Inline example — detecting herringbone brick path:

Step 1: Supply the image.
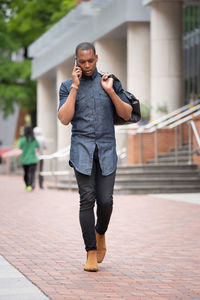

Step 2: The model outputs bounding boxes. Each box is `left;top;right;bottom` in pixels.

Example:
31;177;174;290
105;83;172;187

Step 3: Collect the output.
0;175;200;299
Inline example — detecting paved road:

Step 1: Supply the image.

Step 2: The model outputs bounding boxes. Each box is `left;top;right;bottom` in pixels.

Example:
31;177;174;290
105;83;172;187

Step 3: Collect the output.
0;175;200;299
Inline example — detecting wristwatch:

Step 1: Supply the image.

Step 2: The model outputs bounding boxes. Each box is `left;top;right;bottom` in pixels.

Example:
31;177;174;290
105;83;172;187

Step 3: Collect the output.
70;83;79;90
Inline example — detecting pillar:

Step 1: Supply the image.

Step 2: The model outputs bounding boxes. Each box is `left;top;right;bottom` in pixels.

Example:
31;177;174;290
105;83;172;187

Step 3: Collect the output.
56;63;72;150
95;39;127;158
127;22;150;109
95;39;127;88
37;74;57;154
150;0;183;119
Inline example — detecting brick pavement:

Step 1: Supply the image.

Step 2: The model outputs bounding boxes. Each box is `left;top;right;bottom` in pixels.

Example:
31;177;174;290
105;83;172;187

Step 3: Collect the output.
0;174;200;300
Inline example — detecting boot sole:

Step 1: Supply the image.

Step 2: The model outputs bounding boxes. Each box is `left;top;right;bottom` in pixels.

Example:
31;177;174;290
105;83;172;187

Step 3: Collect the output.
84;268;98;272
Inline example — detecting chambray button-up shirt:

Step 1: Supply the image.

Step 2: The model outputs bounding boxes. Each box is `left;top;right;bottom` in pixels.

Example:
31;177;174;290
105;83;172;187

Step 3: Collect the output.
58;68;130;176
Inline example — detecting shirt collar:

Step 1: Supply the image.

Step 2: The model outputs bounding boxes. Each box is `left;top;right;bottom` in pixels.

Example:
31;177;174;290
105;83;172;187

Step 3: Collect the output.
81;68;98;81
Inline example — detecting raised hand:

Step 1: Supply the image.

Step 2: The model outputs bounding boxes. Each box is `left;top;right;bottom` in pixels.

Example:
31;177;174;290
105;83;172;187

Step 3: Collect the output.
72;65;82;87
101;73;114;93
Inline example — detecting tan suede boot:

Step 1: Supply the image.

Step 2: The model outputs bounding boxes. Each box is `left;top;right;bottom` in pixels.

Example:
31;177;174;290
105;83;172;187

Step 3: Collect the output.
84;250;98;272
96;233;106;263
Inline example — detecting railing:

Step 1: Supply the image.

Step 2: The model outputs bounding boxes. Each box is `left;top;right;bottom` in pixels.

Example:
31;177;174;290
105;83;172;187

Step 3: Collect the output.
116;100;200;135
116;100;200;165
1;101;200;178
1;148;22;174
190;120;200;155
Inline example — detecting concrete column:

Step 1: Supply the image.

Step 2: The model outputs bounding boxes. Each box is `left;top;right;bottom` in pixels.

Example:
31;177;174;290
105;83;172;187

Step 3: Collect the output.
95;39;127;88
94;39;127;158
150;1;183;119
56;63;72;150
37;74;57;154
127;22;150;107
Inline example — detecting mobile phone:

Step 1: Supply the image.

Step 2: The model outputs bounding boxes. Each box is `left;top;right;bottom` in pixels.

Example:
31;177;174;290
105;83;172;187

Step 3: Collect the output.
74;57;79;67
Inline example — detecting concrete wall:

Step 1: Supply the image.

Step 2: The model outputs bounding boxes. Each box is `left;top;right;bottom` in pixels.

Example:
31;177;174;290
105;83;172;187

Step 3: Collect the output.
150;1;183;119
56;62;72;150
127;22;150;107
37;74;57;154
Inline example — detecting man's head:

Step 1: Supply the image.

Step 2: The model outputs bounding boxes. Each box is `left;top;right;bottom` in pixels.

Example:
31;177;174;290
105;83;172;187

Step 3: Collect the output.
75;42;98;77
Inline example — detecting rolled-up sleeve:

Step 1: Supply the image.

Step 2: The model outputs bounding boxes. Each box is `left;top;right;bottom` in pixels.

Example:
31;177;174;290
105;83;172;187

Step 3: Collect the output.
113;80;132;107
58;82;69;110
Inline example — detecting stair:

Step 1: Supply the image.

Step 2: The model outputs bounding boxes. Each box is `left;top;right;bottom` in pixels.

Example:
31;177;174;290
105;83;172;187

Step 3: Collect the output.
114;143;200;194
50;163;200;194
114;164;200;194
48;143;200;194
147;144;191;164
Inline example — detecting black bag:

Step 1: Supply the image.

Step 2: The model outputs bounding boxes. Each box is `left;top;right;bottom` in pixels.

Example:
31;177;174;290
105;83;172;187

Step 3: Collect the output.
107;74;141;125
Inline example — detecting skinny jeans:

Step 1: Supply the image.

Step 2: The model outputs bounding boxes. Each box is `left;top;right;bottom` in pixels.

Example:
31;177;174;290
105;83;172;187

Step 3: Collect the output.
74;148;116;252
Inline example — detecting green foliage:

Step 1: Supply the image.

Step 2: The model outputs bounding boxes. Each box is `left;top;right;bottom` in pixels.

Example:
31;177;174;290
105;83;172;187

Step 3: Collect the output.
140;103;151;121
8;0;76;47
0;0;76;117
0;59;36;116
157;104;168;115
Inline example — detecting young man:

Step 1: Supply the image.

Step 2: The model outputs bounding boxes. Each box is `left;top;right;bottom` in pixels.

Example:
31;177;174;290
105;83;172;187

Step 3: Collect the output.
58;42;132;272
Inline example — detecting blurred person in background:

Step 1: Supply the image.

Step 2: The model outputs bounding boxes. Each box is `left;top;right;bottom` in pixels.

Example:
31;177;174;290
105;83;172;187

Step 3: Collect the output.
33;127;47;189
18;125;40;191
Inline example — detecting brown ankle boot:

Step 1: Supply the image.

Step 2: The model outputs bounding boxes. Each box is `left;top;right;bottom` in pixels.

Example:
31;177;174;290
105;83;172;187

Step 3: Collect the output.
96;233;106;263
84;250;98;272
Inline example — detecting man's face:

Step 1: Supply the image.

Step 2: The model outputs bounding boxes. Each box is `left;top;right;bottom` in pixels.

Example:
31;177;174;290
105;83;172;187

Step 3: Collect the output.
76;49;98;77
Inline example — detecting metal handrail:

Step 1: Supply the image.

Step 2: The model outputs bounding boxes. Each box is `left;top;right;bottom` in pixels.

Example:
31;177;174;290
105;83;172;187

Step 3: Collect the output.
190;120;200;151
167;110;200;129
115;100;200;165
117;100;200;135
157;104;200;129
39;146;70;160
142;101;199;130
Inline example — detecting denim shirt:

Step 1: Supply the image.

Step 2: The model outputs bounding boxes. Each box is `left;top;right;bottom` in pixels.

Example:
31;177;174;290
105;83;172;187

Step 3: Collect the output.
58;69;130;176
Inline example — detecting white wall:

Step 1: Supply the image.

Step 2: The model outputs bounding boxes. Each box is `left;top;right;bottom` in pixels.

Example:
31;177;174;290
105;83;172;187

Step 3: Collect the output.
127;22;150;107
150;1;183;119
95;39;127;88
56;62;72;151
95;38;128;156
37;74;57;154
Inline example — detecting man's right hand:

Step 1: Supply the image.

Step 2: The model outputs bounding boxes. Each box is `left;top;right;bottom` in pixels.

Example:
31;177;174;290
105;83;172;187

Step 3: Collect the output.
72;65;82;87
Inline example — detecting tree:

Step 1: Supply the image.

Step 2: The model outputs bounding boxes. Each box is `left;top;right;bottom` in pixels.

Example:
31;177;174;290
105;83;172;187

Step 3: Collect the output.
0;0;76;121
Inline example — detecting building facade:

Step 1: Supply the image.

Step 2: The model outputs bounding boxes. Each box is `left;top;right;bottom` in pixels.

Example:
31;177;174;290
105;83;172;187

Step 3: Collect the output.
28;0;200;155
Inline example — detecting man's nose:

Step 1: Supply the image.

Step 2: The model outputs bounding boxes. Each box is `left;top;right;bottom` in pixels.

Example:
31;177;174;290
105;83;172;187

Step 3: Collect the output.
85;62;89;68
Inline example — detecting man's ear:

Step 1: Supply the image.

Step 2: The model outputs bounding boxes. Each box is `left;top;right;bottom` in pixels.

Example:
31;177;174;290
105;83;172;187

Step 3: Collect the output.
96;55;98;62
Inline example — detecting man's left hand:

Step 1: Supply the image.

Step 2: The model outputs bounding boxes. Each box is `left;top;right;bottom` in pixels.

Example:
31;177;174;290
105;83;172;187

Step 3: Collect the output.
101;73;114;93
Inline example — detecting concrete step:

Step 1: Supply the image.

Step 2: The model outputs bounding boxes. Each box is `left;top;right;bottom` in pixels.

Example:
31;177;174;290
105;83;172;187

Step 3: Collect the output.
117;164;198;172
147;157;190;164
116;171;200;179
117;163;198;172
114;185;200;194
158;151;190;158
170;145;189;152
57;177;200;188
115;177;200;186
48;182;200;194
117;168;199;176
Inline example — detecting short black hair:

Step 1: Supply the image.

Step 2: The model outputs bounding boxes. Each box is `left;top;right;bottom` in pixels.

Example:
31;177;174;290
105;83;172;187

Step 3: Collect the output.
75;42;96;56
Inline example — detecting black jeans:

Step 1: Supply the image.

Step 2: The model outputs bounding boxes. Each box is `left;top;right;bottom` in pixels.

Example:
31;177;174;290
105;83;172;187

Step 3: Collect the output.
74;148;116;252
23;164;37;187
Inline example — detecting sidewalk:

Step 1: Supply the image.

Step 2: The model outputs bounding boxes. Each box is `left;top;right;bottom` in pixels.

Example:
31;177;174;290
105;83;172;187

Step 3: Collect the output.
0;174;200;300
